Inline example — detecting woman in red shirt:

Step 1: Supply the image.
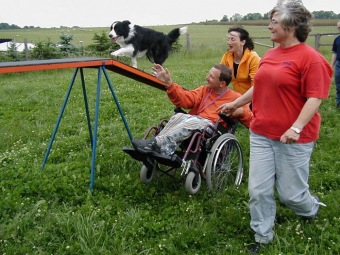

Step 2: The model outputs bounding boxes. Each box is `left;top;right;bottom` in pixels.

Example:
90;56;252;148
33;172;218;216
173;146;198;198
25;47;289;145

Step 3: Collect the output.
218;1;332;254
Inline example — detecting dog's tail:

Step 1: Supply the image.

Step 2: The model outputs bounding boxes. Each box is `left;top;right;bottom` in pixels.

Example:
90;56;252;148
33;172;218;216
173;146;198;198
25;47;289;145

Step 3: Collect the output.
167;26;188;44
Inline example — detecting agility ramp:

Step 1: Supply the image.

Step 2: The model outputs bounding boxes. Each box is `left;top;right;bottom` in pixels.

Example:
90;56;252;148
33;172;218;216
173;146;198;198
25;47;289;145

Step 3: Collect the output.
0;58;166;190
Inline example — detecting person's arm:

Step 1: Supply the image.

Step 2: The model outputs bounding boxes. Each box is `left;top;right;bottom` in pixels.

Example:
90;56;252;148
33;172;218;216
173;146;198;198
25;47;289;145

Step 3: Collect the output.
152;64;173;88
330;52;337;68
237;104;253;128
248;52;260;87
280;97;322;144
152;63;200;109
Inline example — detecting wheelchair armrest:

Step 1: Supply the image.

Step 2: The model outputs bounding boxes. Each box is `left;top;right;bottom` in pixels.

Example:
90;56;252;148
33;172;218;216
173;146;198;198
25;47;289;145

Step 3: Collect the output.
218;112;236;127
218;112;239;134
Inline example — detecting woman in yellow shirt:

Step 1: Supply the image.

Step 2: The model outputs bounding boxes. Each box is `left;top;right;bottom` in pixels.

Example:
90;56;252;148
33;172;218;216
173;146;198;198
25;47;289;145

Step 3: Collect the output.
221;27;260;95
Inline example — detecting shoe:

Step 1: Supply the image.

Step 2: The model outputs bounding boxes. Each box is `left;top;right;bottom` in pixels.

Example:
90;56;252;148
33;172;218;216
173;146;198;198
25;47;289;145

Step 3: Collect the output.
248;242;261;255
301;194;326;221
131;138;161;155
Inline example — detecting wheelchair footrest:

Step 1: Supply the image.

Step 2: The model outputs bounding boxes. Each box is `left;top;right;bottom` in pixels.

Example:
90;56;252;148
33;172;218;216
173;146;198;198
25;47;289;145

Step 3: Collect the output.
122;146;146;162
151;153;182;168
122;146;182;168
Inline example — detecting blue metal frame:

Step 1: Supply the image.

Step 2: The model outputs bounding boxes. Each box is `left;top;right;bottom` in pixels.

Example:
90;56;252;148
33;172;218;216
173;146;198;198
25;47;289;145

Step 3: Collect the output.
41;63;133;190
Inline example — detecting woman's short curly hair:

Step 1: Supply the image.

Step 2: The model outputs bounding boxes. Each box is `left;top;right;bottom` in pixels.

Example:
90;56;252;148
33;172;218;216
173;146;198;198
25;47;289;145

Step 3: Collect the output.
270;0;312;42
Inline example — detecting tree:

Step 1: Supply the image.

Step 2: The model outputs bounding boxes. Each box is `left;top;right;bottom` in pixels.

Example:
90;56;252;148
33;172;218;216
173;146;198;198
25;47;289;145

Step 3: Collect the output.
30;39;60;60
221;15;229;22
58;32;78;55
231;13;243;21
0;22;21;29
222;10;340;22
7;42;19;60
87;31;118;53
262;12;270;20
243;13;263;21
312;10;339;19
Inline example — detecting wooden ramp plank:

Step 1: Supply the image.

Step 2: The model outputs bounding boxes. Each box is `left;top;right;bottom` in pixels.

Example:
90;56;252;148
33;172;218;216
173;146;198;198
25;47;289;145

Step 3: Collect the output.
0;57;167;90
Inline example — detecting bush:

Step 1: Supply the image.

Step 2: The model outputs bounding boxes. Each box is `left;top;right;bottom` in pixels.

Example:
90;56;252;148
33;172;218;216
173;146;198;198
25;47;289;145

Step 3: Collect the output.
87;31;119;55
30;39;61;60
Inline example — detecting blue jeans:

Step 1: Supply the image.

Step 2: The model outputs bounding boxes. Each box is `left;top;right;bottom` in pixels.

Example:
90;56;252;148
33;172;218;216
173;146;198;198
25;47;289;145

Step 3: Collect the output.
249;131;319;244
335;61;340;106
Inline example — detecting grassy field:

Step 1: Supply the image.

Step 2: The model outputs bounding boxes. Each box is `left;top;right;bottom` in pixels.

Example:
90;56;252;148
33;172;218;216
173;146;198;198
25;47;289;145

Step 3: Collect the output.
1;22;338;57
0;25;339;254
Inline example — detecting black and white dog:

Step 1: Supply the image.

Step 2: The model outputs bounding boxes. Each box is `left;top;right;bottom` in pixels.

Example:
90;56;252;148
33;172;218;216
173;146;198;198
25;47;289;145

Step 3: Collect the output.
109;20;187;68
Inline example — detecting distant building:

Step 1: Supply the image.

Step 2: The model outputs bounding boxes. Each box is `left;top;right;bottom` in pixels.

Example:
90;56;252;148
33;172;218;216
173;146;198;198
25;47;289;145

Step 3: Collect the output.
0;38;12;44
0;40;35;52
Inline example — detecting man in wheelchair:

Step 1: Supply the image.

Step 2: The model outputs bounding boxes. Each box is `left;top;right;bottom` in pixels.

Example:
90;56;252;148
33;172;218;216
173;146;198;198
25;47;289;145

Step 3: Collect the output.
131;63;253;158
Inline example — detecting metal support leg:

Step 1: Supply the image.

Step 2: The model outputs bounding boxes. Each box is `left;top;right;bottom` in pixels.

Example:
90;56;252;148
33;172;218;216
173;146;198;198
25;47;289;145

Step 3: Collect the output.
42;64;133;191
80;68;94;148
102;66;134;141
41;68;79;169
89;68;102;190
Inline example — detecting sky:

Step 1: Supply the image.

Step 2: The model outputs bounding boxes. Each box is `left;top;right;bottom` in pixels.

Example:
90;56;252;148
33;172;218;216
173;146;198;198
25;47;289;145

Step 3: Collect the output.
2;0;340;28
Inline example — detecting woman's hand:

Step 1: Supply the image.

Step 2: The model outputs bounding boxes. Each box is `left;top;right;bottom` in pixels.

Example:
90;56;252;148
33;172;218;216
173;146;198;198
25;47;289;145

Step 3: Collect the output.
280;129;300;144
217;101;238;115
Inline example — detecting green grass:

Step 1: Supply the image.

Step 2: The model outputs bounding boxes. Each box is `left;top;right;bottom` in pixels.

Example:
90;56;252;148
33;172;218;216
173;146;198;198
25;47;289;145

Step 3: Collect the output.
1;23;338;58
0;27;339;254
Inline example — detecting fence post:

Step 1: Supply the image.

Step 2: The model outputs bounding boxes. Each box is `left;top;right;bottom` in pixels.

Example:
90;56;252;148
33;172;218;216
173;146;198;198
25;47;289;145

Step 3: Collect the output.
24;38;28;60
315;33;321;51
186;33;191;50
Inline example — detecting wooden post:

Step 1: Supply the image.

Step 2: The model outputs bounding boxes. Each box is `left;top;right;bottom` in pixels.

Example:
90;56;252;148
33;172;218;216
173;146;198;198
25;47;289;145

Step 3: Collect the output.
186;33;191;50
315;33;321;51
24;38;28;60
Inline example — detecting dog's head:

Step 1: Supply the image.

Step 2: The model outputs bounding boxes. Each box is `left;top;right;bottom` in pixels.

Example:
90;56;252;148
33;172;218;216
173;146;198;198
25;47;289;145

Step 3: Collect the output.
109;20;131;43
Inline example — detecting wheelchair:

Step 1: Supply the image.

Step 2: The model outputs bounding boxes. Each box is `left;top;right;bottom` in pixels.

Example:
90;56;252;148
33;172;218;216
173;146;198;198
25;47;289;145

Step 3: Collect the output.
123;109;244;194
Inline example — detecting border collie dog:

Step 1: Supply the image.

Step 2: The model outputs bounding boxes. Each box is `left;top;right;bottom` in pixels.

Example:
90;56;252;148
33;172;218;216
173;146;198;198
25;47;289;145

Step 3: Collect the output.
109;20;187;68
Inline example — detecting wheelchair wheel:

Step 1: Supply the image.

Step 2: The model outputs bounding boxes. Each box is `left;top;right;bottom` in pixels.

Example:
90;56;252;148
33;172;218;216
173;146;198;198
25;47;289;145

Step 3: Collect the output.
140;164;157;184
206;133;244;191
185;171;201;195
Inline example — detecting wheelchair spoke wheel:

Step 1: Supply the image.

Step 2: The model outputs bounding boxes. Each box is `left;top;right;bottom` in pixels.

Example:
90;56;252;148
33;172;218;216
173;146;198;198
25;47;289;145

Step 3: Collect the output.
206;133;244;191
185;171;201;195
140;164;157;184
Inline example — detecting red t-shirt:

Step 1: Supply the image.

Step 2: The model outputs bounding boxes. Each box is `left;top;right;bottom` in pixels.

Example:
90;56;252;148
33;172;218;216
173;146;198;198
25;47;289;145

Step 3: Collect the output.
251;43;332;142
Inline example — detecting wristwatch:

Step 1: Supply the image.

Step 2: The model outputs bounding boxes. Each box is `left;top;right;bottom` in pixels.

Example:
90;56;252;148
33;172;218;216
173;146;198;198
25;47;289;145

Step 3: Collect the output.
290;126;302;134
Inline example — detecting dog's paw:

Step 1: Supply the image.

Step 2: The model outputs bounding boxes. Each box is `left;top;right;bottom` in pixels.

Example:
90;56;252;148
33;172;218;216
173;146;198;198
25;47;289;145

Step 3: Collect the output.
110;53;120;61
